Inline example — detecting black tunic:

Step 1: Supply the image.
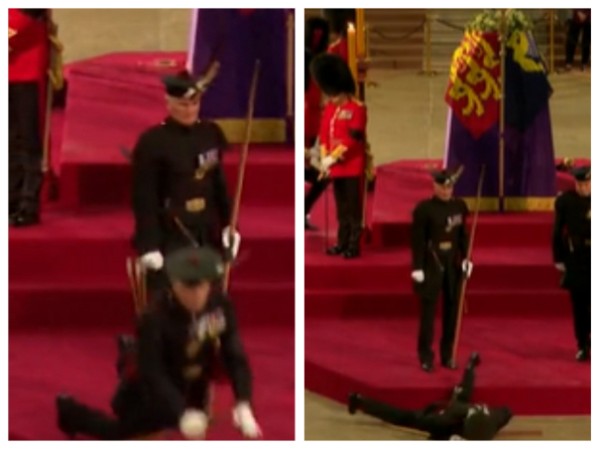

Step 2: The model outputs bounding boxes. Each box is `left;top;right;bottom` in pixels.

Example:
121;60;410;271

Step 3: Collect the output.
131;117;231;254
112;291;252;426
411;197;469;299
552;190;591;288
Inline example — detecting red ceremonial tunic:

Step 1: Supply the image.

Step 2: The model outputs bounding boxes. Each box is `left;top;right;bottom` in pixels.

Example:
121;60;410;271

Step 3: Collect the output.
319;98;367;178
9;9;49;83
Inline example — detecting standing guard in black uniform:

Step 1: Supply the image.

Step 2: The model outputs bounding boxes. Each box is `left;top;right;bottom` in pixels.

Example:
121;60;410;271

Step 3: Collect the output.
553;166;591;361
55;246;261;440
411;168;473;372
347;352;513;440
131;70;241;298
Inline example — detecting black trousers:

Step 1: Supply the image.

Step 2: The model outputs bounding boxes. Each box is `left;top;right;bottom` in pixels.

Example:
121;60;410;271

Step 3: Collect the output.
305;167;330;215
332;176;362;252
566;20;591;66
64;379;211;440
356;365;475;437
566;265;591;350
9;82;44;215
418;260;461;365
356;366;512;440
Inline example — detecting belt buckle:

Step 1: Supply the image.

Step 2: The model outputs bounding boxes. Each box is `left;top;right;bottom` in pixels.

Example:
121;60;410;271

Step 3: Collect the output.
185;197;206;213
439;241;452;251
182;364;203;381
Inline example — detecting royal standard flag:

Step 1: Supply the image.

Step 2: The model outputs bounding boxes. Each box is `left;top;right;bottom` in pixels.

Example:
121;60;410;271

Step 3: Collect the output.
445;31;501;139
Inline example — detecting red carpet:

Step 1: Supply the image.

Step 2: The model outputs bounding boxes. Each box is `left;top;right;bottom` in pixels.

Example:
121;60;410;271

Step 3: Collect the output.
305;159;590;415
9;52;294;440
10;327;294;440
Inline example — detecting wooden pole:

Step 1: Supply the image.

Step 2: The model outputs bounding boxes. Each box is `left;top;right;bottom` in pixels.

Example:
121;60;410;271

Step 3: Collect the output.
451;165;485;362
498;10;507;212
222;60;261;293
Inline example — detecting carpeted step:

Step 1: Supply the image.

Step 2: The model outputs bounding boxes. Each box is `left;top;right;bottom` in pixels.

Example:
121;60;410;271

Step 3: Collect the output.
10;280;294;331
305;317;590;415
305;247;562;292
9;206;294;285
305;289;571;318
9;327;294;440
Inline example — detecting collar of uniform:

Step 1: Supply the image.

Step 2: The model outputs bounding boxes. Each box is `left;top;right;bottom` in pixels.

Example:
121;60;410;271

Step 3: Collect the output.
162;116;200;131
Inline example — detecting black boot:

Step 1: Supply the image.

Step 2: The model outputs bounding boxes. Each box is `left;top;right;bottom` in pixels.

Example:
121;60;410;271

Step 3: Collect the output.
56;394;79;438
343;248;360;259
576;348;590;362
420;361;434;373
326;245;345;256
10;209;40;227
348;392;361;414
441;359;457;370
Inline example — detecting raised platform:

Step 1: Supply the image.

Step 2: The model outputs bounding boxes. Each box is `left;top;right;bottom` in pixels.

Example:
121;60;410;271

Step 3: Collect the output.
304;158;590;416
368;159;590;248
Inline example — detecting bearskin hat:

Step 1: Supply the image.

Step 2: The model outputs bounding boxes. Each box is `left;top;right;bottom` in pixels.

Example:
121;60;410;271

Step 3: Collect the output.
306;17;330;54
310;53;356;97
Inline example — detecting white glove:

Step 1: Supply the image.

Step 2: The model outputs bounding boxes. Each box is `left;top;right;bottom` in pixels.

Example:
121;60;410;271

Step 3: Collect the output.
309;155;320;169
411;270;425;283
308;143;320;160
179;408;209;439
140;251;164;271
222;226;241;259
321;155;336;172
555;262;566;272
232;402;262;439
462;259;474;279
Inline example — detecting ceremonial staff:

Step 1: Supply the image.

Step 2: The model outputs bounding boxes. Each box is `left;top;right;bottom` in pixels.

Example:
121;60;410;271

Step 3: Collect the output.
222;60;261;293
498;9;507;211
452;165;485;362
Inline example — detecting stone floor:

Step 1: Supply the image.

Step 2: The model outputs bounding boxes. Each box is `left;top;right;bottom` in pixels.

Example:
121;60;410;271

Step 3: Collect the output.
305;391;591;440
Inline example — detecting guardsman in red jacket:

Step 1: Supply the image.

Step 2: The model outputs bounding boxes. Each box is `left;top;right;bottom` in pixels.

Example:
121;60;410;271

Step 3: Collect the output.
9;9;50;227
323;9;355;62
305;16;330;230
311;53;367;259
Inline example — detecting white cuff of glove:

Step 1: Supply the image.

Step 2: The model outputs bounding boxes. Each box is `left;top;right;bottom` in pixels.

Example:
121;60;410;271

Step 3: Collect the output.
179;408;209;439
222;226;241;259
554;262;566;272
462;259;473;278
232;402;262;439
321;155;336;171
140;251;164;271
411;270;425;283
